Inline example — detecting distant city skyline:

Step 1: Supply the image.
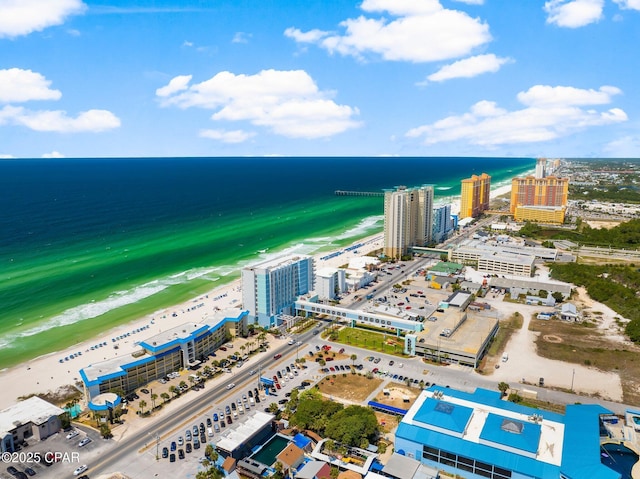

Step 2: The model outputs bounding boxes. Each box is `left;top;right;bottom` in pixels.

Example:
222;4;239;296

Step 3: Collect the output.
2;0;640;158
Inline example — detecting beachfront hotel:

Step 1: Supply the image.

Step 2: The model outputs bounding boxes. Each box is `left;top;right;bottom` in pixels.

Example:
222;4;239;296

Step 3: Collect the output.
383;185;434;259
242;255;315;328
395;386;621;479
510;160;569;224
80;309;248;401
459;173;491;219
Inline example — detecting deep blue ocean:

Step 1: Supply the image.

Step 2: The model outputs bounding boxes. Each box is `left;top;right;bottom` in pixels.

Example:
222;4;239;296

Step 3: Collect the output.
0;157;534;368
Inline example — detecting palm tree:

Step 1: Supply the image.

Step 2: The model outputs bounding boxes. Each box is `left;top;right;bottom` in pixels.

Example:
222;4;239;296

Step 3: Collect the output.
268;402;279;414
240;345;246;357
139;400;147;415
203;366;212;377
169;385;178;397
161;392;170;403
258;331;267;347
179;380;188;390
188;376;195;388
150;393;158;409
350;354;357;368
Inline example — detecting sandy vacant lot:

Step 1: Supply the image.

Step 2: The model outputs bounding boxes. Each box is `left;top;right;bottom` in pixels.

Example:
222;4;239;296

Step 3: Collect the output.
481;291;624;402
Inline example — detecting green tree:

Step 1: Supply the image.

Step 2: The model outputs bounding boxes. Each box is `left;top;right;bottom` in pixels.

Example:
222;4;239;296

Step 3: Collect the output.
324;405;379;447
498;382;510;396
139;400;147;415
268;402;280;414
150;393;158;409
552;292;564;303
350;354;357;368
160;392;170;403
100;423;113;439
169;385;178;397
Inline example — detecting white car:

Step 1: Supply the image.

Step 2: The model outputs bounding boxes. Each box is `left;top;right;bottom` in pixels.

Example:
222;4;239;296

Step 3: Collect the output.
78;437;92;447
287;339;295;345
226;383;235;390
73;465;88;476
66;429;79;439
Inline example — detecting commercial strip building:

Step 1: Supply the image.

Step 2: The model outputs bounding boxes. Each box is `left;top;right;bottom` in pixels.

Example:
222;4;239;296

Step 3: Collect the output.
0;397;65;452
384;185;434;259
294;298;424;334
80;309;248;401
395;386;620;479
460;173;491;219
242;255;315;328
488;278;572;300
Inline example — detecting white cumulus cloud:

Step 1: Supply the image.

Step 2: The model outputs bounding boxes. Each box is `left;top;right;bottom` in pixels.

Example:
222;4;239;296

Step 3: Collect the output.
544;0;604;28
0;68;62;103
426;54;511;82
286;0;491;63
614;0;640;9
406;84;627;147
0;0;86;38
199;129;255;143
156;75;192;97
0;105;121;133
157;69;360;139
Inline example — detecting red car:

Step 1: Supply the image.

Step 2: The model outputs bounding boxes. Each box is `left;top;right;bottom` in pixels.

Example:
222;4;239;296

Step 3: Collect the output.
322;345;331;351
219;346;227;351
273;353;282;360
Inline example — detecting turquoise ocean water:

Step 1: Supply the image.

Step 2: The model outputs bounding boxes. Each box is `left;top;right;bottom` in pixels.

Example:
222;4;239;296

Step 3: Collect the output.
0;157;533;369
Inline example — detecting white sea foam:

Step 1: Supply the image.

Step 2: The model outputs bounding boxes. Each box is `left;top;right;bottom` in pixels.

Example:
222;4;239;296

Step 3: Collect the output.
334;215;383;240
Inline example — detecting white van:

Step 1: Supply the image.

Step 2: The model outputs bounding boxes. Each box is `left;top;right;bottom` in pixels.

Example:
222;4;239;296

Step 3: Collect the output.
208;427;213;437
502;353;509;362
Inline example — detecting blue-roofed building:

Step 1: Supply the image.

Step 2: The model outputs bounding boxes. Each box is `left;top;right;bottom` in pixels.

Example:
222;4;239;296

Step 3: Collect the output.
395;386;621;479
80;309;248;401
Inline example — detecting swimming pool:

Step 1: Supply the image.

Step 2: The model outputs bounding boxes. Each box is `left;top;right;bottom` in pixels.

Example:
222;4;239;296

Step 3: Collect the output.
64;404;82;419
251;435;290;466
601;443;639;479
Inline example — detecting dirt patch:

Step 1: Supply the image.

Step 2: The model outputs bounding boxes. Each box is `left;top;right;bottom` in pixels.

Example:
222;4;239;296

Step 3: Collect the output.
317;373;382;402
375;411;400;434
543;335;563;343
373;385;419;409
529;317;640;404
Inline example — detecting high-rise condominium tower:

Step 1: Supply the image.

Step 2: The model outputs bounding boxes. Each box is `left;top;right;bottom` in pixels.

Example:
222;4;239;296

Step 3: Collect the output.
459;173;491;219
383;185;434;259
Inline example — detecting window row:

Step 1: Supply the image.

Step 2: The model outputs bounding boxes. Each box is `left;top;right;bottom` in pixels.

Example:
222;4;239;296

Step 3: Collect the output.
423;445;512;479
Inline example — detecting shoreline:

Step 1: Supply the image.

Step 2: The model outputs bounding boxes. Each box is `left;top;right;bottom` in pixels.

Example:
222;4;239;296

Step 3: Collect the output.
0;183;509;409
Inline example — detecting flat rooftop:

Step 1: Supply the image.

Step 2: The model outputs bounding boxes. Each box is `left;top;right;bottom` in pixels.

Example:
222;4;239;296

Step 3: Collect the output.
216;411;274;454
414;309;497;358
0;397;65;435
245;254;311;272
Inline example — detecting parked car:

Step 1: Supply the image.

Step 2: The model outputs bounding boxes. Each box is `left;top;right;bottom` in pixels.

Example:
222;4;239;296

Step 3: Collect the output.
78;437;92;447
162;447;169;459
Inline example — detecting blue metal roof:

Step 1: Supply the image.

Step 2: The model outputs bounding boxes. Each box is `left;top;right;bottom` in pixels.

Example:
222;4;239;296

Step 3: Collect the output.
292;433;311;450
560;404;620;479
480;413;541;454
397;387;621;479
413;398;473;435
368;401;408;416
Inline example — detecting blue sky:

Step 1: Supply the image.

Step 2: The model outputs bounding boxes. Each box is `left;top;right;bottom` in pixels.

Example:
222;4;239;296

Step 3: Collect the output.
1;0;640;158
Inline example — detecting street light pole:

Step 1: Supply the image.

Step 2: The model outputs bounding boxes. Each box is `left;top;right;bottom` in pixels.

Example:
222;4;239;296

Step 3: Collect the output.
571;368;575;392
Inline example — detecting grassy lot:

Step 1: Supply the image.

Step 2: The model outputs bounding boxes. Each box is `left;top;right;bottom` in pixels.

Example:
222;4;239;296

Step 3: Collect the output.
317;373;383;402
331;327;408;357
528;317;640;404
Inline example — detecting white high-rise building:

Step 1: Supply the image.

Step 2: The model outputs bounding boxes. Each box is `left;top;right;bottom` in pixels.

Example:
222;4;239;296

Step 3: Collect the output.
383;185;434;259
242;254;314;328
315;267;346;300
535;158;547;178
